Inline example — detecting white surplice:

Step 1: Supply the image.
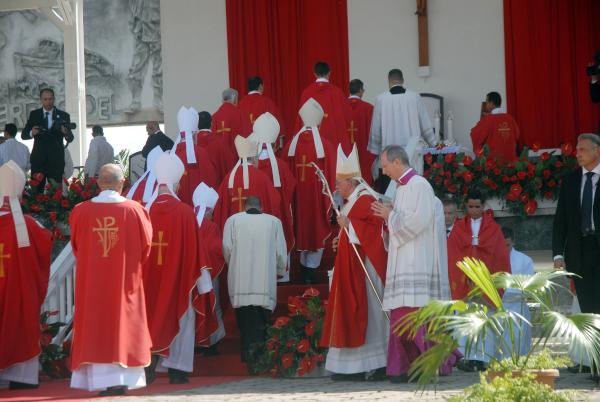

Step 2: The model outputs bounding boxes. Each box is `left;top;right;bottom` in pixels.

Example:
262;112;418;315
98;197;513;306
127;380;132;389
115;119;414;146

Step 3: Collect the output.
70;189;147;391
383;173;441;310
326;186;389;374
0;356;39;385
223;212;287;311
368;89;436;156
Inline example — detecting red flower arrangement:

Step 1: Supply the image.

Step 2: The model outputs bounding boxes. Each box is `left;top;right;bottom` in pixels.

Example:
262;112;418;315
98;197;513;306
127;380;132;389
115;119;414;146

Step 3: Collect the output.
423;144;578;217
252;288;327;377
20;174;101;240
39;311;71;380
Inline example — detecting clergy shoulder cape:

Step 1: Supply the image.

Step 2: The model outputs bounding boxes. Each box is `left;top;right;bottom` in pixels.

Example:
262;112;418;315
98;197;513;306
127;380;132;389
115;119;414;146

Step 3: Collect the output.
213;165;282;230
238;93;285;135
195;129;235;183
283;129;337;251
470;113;520;163
368;89;435;156
348;97;376;185
447;214;511;300
0;213;52;370
383;170;446;310
257;155;297;251
211;102;252;155
296;81;353;152
321;187;387;348
69;198;153;369
174;142;219;206
144;193;202;355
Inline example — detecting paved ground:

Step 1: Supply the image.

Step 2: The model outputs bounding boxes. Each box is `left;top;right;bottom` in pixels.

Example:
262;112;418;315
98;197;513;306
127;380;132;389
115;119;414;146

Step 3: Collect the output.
104;370;600;402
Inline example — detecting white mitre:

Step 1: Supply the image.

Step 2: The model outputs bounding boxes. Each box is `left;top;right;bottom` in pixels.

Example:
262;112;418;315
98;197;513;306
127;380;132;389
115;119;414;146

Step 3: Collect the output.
0;161;29;247
253;112;282;187
192;182;219;226
145;153;185;210
228;135;258;190
288;98;325;158
176;106;200;164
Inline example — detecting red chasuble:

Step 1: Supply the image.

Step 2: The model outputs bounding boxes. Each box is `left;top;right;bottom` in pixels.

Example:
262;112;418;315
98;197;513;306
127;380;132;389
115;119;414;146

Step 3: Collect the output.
144;194;201;355
348;97;376;185
238;93;285;135
213;165;283;230
0;214;51;369
296;81;353;152
320;192;387;348
282;130;336;250
211;102;252;159
447;214;511;300
69;199;153;370
196;129;236;184
175;142;219;206
257;156;297;251
470;113;520;162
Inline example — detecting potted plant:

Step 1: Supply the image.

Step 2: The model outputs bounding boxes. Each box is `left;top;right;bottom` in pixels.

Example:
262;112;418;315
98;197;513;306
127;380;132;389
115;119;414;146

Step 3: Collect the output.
396;257;600;389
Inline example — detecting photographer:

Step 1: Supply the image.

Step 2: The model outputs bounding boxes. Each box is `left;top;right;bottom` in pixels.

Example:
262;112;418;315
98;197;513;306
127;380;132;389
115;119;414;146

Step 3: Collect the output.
21;88;74;191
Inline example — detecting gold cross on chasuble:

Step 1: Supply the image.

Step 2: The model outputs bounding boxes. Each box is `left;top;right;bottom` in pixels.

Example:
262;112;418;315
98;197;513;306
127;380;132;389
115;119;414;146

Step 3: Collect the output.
0;243;10;277
498;122;511;141
92;217;119;257
232;187;247;212
249;113;255;124
216;121;231;135
347;121;358;144
152;231;168;266
296;155;311;182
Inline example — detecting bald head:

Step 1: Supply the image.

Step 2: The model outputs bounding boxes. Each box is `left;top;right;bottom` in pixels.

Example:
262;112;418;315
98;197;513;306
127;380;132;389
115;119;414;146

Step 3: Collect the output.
98;164;125;192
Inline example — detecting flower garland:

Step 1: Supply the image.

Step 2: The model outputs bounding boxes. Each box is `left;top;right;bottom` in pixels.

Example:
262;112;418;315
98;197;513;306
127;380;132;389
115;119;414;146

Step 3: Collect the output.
251;288;327;377
423;144;578;217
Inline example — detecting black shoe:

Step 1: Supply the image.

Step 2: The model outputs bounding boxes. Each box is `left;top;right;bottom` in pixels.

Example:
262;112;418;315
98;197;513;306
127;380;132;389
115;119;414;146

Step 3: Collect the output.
168;368;189;384
8;381;39;390
567;365;592;374
199;344;219;357
144;355;159;385
331;372;365;381
456;359;486;372
388;373;410;383
98;386;127;396
365;367;387;381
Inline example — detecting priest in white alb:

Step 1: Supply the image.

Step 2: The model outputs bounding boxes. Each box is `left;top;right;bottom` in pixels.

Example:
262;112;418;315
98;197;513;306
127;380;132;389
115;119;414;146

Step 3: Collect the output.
320;145;389;381
371;145;454;383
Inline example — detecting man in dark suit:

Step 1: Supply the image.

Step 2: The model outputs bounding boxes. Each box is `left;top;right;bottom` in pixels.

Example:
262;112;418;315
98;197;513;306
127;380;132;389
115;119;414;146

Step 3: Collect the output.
141;121;173;158
553;133;600;372
21;88;74;191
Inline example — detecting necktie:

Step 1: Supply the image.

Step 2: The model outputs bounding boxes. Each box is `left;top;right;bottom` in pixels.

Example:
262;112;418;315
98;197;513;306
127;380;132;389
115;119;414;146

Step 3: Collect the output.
44;112;50;130
581;171;594;235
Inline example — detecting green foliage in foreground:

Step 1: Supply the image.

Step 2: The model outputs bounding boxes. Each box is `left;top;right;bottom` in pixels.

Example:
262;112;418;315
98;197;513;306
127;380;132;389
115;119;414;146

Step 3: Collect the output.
487;348;572;371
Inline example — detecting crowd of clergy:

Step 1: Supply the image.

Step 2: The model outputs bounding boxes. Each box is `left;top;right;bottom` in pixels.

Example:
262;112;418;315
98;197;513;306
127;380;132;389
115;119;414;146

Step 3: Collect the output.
2;61;589;396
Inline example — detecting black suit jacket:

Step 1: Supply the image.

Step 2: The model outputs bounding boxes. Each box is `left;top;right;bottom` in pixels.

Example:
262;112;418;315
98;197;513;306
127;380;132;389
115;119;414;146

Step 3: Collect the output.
590;81;600;103
141;131;174;158
552;168;600;275
21;108;74;176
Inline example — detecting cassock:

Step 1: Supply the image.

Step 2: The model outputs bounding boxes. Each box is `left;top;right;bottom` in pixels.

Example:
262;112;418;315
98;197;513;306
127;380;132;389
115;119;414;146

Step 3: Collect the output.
383;169;454;377
69;190;153;391
211;102;252;157
368;88;436;157
470;110;520;162
0;214;52;385
238;92;285;135
144;193;201;373
223;210;287;362
348;96;376;185
257;150;296;252
297;79;353;152
195;129;235;184
283;129;336;252
447;214;510;300
174;142;219;206
321;185;389;374
213;166;282;230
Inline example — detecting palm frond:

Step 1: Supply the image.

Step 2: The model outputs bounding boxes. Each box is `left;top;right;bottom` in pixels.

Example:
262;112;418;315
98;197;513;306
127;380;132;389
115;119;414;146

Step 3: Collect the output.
457;257;502;309
407;333;458;387
394;299;468;339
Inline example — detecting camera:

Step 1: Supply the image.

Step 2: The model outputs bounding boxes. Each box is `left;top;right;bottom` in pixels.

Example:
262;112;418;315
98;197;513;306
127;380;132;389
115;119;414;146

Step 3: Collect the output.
61;121;77;130
586;50;600;76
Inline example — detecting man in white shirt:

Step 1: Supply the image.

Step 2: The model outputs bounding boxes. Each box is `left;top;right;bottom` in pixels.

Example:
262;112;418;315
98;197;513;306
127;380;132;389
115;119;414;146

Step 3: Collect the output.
84;126;114;178
223;196;287;371
0;124;30;173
